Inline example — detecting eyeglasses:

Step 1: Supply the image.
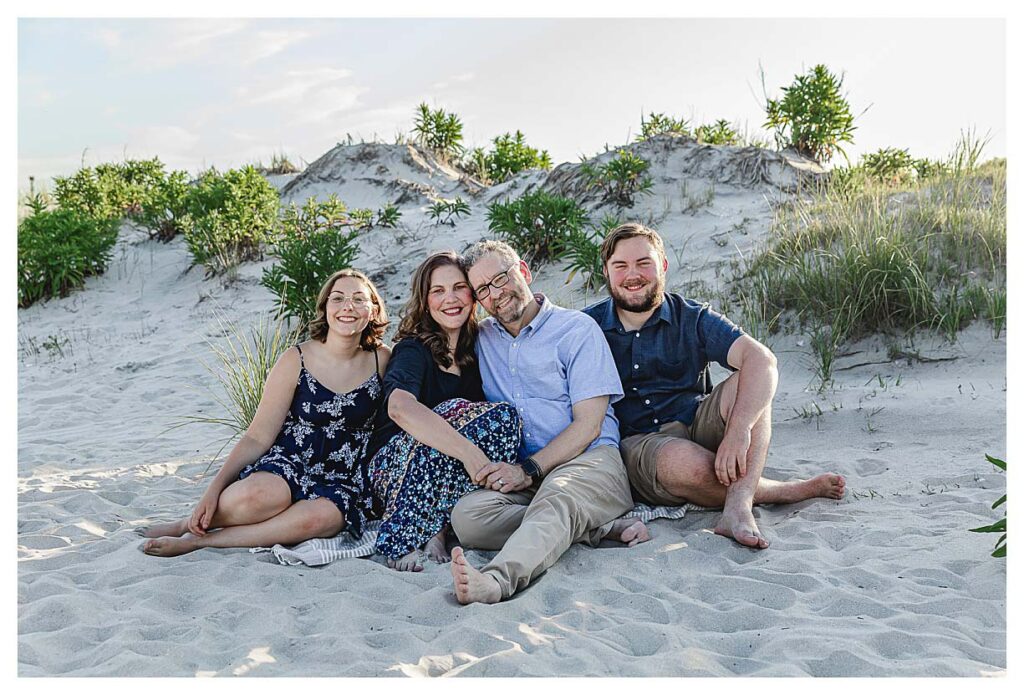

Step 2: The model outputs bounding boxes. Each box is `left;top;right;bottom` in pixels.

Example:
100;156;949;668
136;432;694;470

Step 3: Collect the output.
329;295;371;309
474;264;516;300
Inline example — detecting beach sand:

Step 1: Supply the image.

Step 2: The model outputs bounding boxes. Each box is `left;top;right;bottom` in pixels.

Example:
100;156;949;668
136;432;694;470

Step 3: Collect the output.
17;139;1006;676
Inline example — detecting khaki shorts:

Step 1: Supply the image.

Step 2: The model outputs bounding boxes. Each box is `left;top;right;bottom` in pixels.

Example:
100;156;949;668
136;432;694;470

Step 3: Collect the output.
620;381;729;506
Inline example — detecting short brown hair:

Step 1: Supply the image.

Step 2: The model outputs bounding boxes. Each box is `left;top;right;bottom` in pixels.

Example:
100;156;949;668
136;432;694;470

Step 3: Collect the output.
307;268;388;350
395;251;478;370
600;222;666;265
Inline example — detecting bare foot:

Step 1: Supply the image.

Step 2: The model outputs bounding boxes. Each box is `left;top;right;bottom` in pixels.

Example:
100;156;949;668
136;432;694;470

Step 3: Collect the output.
450;547;501;605
137;519;189;538
425;529;450;563
603;517;651;547
774;474;846;504
387;551;424;572
142;536;198;557
714;507;770;549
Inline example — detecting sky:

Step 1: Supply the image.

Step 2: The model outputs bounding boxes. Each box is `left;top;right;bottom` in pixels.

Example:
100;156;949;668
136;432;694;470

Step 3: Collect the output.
17;17;1006;190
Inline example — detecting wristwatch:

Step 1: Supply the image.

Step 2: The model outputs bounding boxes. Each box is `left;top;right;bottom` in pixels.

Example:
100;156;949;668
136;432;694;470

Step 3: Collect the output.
519;457;544;484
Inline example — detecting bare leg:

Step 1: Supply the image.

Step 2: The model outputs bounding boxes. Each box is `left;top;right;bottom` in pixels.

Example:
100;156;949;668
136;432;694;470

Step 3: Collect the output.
655;374;844;549
139;472;293;538
142;498;343;557
602;518;651;547
450;547;501;605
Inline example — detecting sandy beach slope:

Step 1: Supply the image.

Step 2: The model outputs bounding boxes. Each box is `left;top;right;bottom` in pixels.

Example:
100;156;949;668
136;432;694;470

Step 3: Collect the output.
17;140;1006;676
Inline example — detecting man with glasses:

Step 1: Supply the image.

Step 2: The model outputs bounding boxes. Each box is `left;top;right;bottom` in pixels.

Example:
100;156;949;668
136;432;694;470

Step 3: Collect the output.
448;240;647;605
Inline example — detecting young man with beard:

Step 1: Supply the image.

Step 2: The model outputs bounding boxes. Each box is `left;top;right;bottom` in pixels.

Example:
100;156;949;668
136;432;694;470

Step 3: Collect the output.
583;223;845;549
448;240;648;605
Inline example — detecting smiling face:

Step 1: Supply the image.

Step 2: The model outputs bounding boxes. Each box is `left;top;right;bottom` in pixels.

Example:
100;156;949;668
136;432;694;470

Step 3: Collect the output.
605;235;668;313
427;263;474;334
325;275;374;339
467;253;533;326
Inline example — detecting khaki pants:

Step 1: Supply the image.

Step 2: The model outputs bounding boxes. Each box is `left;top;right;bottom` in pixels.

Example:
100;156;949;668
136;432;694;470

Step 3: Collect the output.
450;445;632;599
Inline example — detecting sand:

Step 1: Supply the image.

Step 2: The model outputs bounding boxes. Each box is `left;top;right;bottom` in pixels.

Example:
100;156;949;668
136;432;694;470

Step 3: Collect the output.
17;138;1006;676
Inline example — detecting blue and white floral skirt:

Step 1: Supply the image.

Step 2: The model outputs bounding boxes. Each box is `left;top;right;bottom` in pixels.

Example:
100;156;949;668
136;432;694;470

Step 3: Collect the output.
369;398;521;560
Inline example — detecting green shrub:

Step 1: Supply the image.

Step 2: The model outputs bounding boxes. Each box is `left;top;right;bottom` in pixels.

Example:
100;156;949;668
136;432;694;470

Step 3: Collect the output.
428;198;470;225
53;158;167;222
135;169;191;241
483;131;552;183
580;150;654;207
636;112;690;141
18;209;119;307
969;454;1006;558
695;119;741;145
412;102;464;161
464;147;491;183
764;64;856;163
861;148;917;184
563;215;621;290
486;190;589;264
261;195;363;330
182;166;279;275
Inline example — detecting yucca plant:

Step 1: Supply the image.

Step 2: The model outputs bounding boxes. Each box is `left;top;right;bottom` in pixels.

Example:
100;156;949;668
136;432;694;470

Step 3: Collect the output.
636;112;690;141
695;119;741;146
428;198;471;226
580;150;654;207
412;103;464;161
486;190;589;264
764;64;856;163
375;202;402;228
969;454;1006;558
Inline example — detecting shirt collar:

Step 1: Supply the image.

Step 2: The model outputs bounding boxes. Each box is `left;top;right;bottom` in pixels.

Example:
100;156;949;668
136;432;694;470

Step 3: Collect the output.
493;293;553;339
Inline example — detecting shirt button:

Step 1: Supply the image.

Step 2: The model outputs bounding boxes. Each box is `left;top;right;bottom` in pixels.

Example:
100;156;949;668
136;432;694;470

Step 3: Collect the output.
633;364;639;369
511;368;516;373
653;418;659;424
645;399;650;405
632;387;638;391
635;333;640;338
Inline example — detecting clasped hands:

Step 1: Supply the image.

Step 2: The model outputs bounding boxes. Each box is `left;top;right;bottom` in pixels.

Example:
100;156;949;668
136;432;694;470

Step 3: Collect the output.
472;461;532;494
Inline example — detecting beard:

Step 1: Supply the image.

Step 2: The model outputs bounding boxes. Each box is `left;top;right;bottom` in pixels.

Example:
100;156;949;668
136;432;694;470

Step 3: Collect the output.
493;287;529;324
609;275;666;313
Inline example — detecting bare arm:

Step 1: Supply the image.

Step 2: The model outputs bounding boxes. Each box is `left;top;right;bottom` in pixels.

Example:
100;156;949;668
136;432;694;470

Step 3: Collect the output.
481;395;609;493
205;347;300;495
388;389;491;479
716;335;778;483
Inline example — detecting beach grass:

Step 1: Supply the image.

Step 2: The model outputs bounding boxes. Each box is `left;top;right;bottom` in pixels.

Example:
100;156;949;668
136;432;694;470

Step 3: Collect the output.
736;136;1005;387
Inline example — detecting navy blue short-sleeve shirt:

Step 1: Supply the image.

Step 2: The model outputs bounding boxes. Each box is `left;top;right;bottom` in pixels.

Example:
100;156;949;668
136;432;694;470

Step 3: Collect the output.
582;293;745;437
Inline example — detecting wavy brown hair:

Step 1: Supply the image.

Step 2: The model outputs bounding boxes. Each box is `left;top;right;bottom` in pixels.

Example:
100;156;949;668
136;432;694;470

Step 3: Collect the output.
395;251;478;369
307;268;388;350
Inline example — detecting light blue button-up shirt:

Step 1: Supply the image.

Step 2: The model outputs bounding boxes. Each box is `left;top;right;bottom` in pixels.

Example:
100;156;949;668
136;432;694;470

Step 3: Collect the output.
476;294;623;459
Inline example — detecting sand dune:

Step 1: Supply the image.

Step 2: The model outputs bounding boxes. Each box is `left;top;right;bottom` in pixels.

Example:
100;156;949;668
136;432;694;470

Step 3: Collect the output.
18;138;1005;676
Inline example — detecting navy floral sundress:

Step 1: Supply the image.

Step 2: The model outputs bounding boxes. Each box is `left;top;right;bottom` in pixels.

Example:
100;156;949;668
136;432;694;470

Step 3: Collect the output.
239;344;382;539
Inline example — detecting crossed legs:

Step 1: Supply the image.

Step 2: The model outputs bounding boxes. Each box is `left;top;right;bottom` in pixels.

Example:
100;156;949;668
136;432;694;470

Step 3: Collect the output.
141;472;345;557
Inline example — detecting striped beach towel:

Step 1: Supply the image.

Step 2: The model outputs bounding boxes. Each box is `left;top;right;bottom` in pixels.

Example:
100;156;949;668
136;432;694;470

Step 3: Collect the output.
251;502;706;567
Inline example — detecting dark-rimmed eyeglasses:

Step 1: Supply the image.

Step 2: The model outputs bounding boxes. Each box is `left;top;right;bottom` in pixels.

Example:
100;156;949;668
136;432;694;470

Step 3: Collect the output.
474;264;516;300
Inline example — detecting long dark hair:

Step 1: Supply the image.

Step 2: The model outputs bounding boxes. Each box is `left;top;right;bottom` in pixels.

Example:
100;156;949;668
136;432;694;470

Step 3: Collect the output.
394;251;478;369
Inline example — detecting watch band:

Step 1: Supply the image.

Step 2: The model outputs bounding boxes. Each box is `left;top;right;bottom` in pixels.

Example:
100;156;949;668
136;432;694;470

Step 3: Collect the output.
520;457;543;483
